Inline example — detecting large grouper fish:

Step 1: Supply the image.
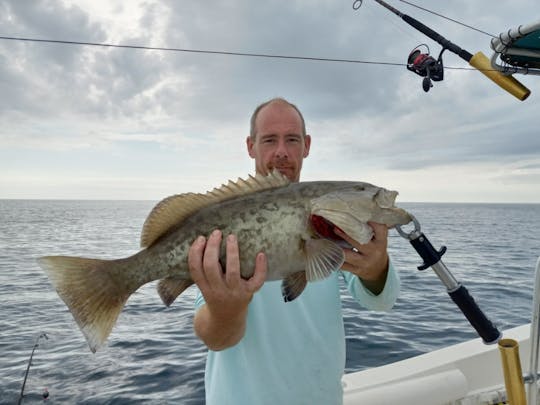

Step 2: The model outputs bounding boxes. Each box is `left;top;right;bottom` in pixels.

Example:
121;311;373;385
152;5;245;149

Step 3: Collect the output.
38;170;412;352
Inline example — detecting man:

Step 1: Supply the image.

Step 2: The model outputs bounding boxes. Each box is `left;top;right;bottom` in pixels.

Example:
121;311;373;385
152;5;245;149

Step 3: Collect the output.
188;98;399;405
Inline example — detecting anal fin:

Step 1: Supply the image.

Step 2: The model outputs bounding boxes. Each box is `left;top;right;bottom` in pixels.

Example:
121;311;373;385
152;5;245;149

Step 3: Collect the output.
281;271;307;302
157;277;194;307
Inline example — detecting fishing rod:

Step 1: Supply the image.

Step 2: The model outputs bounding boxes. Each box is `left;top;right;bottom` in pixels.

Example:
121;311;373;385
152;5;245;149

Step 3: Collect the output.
356;0;531;100
18;333;49;405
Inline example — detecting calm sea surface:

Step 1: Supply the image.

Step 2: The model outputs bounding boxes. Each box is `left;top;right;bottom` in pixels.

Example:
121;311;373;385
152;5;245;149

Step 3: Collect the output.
1;200;539;404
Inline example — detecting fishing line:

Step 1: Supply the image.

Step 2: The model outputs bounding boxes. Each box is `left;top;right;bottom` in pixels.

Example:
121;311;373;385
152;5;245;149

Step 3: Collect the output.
0;35;404;67
0;35;484;71
353;0;496;37
397;0;496;37
364;0;425;46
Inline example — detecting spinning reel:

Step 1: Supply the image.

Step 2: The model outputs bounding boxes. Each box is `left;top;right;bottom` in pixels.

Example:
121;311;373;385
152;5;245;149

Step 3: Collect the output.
407;44;446;92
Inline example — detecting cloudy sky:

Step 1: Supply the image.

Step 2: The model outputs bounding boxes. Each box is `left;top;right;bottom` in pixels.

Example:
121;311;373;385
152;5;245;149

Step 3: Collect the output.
0;0;538;202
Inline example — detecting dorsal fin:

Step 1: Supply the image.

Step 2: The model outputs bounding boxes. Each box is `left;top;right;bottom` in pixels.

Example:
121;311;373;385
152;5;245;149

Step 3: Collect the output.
140;170;290;248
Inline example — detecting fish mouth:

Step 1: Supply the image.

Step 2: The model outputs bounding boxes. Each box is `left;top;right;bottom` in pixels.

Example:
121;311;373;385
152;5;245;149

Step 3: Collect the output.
310;214;353;248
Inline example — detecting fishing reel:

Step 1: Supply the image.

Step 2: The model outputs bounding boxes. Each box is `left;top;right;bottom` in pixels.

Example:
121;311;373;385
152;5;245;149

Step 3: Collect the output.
407;44;445;92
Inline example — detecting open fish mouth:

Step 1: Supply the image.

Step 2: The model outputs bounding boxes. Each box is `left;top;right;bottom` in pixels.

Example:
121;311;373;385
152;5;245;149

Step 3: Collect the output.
310;214;354;249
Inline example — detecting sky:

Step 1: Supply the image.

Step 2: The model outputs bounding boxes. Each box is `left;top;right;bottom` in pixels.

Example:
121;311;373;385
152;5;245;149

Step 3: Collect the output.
0;0;538;202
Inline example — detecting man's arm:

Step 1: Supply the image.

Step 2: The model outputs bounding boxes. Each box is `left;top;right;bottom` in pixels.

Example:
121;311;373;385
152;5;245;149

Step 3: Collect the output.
189;230;267;351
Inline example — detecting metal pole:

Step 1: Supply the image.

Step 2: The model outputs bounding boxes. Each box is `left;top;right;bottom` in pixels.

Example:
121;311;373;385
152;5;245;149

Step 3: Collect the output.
527;257;540;404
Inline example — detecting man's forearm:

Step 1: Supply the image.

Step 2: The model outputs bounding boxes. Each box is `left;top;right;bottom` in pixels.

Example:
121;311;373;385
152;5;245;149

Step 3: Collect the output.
193;303;248;351
360;256;389;295
360;269;387;295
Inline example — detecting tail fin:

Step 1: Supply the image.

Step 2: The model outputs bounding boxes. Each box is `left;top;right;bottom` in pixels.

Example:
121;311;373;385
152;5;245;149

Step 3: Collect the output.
38;256;133;352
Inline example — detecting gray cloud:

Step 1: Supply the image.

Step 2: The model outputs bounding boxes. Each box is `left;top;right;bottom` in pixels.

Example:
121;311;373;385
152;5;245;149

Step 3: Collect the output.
0;0;538;200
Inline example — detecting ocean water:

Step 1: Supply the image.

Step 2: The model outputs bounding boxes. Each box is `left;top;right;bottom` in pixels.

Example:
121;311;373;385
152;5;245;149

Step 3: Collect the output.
1;200;539;404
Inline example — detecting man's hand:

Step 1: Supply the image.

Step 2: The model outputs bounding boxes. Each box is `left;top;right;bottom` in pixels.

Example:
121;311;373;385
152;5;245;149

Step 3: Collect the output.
189;229;267;351
334;222;389;295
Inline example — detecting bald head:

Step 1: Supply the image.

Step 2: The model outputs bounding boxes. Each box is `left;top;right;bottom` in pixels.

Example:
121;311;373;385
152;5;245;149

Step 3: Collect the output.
249;98;307;141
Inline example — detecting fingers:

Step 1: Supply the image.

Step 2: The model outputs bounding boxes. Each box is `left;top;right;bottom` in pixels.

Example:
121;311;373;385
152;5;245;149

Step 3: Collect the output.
188;229;266;293
202;230;226;287
188;230;226;292
333;222;390;282
368;221;388;243
188;235;208;289
246;252;267;292
225;234;241;288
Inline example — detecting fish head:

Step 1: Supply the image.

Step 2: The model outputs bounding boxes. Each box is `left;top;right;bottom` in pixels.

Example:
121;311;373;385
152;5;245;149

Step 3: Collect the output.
310;184;412;245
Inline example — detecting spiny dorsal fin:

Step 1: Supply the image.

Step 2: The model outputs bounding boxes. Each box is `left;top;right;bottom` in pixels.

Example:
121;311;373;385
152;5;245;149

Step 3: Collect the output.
140;170;290;248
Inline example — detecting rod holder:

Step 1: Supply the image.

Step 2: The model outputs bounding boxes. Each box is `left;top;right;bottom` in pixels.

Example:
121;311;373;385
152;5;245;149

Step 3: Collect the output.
499;338;527;405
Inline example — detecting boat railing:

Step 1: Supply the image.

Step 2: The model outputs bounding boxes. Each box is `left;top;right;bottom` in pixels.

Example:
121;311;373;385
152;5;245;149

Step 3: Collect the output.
525;257;540;404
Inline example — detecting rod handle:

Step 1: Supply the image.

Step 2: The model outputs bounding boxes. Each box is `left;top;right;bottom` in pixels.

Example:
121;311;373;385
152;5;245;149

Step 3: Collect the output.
448;284;501;344
469;51;531;101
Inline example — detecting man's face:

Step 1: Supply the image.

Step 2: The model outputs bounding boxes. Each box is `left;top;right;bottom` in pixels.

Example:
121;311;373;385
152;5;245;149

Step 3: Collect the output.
246;102;311;182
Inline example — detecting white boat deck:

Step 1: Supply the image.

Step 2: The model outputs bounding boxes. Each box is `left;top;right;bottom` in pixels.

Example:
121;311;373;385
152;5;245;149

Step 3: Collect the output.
342;324;531;405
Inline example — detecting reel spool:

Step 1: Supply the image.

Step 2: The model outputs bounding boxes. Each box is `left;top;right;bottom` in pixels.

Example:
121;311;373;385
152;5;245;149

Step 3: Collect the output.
407;44;445;92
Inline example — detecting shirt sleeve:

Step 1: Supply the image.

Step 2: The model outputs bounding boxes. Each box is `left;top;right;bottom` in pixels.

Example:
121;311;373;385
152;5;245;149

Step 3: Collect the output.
341;257;400;311
194;288;205;310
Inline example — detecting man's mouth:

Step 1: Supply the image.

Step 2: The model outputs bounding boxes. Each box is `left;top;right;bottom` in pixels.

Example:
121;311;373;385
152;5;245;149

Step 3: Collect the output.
272;165;293;173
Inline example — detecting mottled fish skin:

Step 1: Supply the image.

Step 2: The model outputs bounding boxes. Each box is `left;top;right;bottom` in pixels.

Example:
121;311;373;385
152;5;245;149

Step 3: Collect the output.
37;171;412;352
135;182;353;283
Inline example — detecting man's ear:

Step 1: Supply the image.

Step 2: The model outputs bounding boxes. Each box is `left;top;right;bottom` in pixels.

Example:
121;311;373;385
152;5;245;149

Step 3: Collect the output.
246;136;256;158
303;134;312;158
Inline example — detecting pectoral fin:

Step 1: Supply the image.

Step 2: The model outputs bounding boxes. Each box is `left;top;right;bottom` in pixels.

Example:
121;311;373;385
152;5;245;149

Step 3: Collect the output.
281;239;344;303
304;238;345;281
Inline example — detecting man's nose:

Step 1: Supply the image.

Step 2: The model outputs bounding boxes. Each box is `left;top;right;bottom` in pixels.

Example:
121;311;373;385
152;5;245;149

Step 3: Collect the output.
274;139;288;158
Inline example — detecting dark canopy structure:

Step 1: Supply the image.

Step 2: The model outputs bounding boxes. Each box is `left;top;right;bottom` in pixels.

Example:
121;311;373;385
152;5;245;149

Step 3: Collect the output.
491;20;540;76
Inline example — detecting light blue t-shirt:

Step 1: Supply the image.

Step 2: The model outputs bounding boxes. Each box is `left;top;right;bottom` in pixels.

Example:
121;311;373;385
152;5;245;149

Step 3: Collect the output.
194;264;399;405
